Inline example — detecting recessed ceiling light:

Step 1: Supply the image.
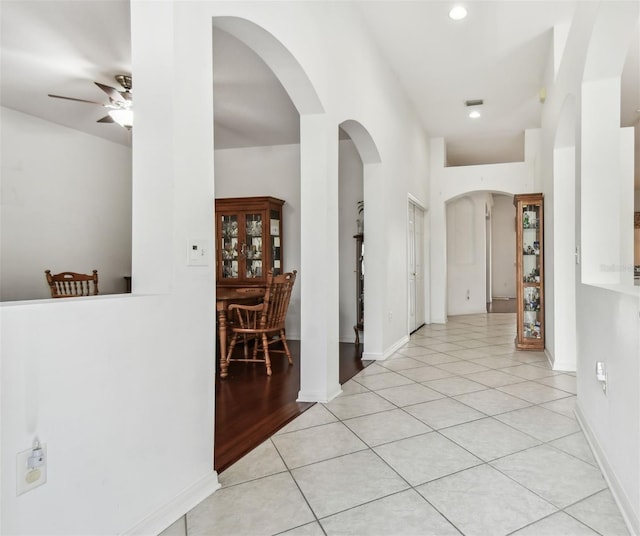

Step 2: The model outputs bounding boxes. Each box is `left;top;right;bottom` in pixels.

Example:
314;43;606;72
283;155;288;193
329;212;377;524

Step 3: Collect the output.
449;5;467;20
469;110;481;119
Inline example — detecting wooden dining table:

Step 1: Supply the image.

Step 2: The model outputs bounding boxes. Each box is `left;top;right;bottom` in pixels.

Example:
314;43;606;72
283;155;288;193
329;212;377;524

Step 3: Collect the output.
216;286;266;378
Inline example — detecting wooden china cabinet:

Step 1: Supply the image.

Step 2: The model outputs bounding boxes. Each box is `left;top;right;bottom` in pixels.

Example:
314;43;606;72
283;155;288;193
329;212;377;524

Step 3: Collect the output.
215;196;284;287
514;193;545;350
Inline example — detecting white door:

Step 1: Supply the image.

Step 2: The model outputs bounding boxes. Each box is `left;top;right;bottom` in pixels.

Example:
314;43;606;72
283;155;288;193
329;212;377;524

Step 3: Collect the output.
414;205;425;328
408;201;426;332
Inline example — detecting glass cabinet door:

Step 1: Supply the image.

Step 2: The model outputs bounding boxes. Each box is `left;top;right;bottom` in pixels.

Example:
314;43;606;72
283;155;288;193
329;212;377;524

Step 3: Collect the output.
269;209;281;276
244;213;263;279
220;215;239;281
515;194;544;350
522;204;542;340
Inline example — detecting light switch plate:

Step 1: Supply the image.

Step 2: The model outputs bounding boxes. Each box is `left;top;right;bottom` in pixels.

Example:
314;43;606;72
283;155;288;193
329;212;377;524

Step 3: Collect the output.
187;239;209;266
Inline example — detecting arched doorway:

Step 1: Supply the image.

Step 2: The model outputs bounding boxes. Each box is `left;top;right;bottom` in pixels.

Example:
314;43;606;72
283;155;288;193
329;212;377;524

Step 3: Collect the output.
338;119;383;361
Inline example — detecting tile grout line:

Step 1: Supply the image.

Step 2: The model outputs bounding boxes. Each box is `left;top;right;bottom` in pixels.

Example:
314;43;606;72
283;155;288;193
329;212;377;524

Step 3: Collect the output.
208;315;613;536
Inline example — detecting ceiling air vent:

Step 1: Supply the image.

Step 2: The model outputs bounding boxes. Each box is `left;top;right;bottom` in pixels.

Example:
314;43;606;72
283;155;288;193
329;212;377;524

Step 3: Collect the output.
465;99;484;107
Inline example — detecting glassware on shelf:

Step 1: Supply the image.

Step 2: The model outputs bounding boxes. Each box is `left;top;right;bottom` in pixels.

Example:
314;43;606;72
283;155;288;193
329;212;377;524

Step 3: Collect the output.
515;193;544;349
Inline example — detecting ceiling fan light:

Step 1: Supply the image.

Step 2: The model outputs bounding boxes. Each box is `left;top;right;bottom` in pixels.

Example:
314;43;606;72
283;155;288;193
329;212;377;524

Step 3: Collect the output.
108;108;133;129
449;5;467;20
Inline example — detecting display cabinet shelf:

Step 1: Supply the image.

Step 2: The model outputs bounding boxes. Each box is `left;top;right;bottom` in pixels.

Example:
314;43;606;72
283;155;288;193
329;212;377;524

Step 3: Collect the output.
514;193;545;350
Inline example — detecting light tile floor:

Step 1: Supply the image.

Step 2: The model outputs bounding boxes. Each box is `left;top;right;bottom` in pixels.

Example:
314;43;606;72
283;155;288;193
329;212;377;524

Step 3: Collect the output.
161;314;630;536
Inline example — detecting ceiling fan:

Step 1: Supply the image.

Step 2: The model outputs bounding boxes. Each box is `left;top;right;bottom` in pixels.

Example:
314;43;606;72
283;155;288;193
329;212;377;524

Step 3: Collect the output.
48;74;133;130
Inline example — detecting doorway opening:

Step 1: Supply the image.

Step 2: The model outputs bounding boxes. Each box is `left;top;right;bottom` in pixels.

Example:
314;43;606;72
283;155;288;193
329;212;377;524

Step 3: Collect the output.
408;199;427;333
445;191;515;317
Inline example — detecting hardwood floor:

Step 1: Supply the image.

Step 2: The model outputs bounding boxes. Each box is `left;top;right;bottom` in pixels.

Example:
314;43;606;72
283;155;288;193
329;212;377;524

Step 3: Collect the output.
214;339;368;472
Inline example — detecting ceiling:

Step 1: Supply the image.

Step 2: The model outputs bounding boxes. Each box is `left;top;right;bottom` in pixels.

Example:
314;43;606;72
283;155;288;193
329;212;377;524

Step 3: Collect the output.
1;1;638;169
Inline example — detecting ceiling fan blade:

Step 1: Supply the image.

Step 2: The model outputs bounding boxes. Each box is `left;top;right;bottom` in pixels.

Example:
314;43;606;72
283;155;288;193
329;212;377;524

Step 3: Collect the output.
95;82;126;104
48;94;105;106
96;114;115;123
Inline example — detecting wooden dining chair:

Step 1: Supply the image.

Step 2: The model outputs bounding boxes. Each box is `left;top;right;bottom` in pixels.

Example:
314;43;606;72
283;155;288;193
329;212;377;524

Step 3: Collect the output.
45;270;99;298
225;270;297;376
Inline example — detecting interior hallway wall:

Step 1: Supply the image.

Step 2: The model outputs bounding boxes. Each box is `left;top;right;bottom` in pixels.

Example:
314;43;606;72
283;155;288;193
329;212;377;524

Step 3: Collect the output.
430;131;539;323
1;2;433;533
0;107;132;301
539;2;640;531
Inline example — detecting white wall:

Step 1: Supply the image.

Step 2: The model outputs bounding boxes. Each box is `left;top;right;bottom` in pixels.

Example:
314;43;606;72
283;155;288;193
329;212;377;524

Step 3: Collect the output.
491;194;516;298
214;143;302;338
539;1;640;531
0;107;132;301
1;294;217;534
1;2;432;534
430;131;539;323
446;193;489;315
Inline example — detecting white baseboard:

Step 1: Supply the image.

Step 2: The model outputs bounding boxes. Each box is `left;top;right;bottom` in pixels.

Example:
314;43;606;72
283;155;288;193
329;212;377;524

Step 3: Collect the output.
544;348;554;368
545;348;577;372
383;335;410;359
298;383;342;403
575;404;640;536
122;472;221;536
363;334;410;361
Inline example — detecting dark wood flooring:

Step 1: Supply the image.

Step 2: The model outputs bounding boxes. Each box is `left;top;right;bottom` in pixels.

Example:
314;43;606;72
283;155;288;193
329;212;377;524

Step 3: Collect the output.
214;339;368;473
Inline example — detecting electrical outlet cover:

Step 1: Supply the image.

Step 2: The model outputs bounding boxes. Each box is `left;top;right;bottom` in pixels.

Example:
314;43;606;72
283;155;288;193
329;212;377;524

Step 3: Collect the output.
16;444;47;496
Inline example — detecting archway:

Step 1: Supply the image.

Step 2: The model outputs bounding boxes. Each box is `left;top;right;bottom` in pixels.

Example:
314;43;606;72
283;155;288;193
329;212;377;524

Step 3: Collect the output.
445;190;515;318
210;17;337;472
338;120;383;361
580;5;638;285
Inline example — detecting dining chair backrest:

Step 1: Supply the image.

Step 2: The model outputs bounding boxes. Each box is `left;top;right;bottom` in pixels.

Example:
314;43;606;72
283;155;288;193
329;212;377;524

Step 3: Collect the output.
259;270;297;330
45;270;99;298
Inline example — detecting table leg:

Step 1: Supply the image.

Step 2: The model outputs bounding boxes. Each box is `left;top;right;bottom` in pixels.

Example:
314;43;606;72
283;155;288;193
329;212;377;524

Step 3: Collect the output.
218;308;229;378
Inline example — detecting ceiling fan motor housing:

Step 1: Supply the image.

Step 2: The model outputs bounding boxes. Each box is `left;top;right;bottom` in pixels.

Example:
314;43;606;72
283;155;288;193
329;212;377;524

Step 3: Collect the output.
115;74;132;91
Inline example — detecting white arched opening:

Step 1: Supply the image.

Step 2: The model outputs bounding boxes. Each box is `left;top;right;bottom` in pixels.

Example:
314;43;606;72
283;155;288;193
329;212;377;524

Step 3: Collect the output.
573;3;640;533
211;17;345;403
580;6;637;286
445;190;515;317
338;119;384;361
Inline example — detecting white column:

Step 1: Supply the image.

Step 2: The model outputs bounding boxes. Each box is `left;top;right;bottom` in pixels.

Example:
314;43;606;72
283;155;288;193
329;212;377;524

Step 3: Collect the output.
362;162;386;359
298;113;341;402
429;138;447;323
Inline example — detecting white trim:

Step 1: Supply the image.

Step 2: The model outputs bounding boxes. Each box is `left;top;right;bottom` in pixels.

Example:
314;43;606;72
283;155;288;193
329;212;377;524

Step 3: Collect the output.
298;384;342;403
384;335;410;359
407;192;427;211
363;335;409;361
448;308;489;316
544;348;554;368
122;472;221;536
575;404;640;536
545;348;576;373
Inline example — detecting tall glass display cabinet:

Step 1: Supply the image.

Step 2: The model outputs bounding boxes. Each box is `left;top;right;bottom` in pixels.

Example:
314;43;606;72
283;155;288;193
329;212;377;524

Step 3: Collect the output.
215;196;284;287
514;193;544;350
